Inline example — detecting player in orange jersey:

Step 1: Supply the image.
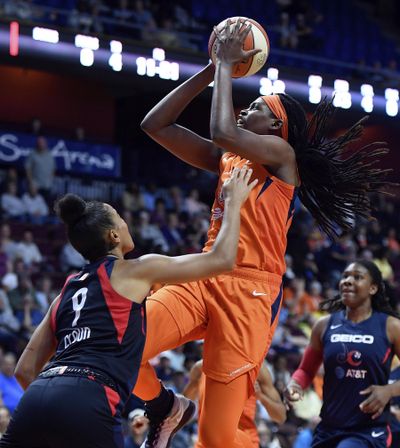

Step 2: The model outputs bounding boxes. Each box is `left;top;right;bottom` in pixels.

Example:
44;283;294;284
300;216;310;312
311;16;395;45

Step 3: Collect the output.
184;360;286;447
135;19;391;448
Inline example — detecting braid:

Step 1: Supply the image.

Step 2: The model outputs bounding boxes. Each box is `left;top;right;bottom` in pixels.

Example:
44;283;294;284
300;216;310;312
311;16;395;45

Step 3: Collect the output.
319;259;399;318
278;94;392;238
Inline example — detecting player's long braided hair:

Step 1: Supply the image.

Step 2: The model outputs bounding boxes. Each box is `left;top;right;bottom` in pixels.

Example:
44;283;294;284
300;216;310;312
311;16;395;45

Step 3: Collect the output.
278;94;391;238
319;259;399;317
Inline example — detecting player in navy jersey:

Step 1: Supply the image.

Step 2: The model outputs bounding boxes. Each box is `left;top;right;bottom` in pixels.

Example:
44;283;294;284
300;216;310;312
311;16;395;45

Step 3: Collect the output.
0;166;257;448
284;260;400;448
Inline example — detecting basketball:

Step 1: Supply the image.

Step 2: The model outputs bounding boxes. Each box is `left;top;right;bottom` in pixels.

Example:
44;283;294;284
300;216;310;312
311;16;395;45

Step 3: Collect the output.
208;17;270;78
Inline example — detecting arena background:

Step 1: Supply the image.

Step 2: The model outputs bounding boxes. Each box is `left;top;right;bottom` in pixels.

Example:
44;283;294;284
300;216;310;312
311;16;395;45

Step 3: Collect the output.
0;1;399;446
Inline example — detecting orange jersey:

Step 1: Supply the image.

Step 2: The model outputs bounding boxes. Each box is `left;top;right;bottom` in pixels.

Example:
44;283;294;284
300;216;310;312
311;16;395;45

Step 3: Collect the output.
197;373;259;447
203;152;297;276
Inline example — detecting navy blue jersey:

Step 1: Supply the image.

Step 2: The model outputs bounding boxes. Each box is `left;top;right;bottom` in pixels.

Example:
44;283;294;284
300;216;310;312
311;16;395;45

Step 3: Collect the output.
320;311;393;429
46;256;146;406
389;366;400;433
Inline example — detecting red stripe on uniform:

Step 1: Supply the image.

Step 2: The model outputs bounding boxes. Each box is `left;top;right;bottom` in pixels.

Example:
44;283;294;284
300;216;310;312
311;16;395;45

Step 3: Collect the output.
97;263;133;344
50;273;79;333
382;347;392;364
103;385;120;416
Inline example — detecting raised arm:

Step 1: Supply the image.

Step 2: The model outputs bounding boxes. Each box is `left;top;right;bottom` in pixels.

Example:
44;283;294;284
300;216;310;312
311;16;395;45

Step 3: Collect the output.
15;299;58;389
210;20;295;171
140;64;220;173
117;167;257;302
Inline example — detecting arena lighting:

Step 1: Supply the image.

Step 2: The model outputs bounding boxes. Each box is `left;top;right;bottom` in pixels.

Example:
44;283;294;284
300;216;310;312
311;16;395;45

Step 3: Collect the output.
267;67;279;81
1;23;398;116
308;75;322;104
32;27;59;44
272;79;286;94
74;34;99;68
259;77;273;95
360;84;374;113
385;88;399;117
109;40;122;71
136;47;179;81
9;21;19;56
333;79;352;109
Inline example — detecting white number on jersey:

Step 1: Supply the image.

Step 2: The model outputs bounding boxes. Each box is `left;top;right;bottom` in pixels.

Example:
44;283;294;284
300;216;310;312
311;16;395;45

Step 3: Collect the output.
71;287;88;327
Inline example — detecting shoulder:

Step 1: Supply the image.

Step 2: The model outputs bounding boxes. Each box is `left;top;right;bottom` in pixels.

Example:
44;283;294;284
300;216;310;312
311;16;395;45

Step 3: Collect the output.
313;315;331;334
386;315;400;343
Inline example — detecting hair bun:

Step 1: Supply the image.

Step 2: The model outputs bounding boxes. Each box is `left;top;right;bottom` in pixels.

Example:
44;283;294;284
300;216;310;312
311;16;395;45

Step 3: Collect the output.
55;194;86;226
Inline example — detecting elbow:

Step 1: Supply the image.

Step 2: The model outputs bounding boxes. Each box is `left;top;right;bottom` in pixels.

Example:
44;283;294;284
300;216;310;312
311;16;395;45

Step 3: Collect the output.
15;368;33;390
210;125;236;147
140;116;154;135
217;255;235;273
275;409;287;425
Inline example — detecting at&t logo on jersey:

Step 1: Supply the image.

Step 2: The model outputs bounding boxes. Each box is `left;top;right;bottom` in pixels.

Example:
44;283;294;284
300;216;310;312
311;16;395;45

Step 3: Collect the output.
334;343;368;380
331;334;374;344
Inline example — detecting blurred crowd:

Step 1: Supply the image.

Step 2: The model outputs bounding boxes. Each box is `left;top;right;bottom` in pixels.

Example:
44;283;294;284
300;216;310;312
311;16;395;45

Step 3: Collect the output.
0;130;399;446
1;0;399;85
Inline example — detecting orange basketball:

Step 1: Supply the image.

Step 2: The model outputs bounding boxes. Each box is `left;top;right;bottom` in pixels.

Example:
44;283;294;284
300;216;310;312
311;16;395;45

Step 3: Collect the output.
208;17;270;78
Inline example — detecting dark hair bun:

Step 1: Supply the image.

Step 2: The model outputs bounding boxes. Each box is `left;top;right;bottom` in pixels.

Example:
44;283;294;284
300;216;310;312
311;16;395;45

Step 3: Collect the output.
55;194;86;226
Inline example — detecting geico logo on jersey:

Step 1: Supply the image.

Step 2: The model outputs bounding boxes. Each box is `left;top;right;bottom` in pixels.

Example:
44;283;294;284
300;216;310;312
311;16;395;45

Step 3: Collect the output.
330;334;374;344
64;327;91;349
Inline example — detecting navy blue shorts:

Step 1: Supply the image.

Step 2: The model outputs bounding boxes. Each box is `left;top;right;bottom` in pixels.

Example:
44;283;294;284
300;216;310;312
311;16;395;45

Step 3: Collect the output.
0;376;123;448
312;423;390;448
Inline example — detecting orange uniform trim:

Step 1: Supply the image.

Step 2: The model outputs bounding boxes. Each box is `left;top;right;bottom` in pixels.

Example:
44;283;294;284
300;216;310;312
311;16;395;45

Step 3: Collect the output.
262;95;289;141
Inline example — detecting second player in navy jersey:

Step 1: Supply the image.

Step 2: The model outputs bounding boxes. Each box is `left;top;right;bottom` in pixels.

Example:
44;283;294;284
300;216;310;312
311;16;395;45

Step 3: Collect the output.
0;167;257;448
285;260;400;448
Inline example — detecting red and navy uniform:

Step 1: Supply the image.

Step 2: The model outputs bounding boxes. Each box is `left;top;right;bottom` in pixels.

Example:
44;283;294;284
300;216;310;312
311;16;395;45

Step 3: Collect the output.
0;256;146;448
313;311;393;448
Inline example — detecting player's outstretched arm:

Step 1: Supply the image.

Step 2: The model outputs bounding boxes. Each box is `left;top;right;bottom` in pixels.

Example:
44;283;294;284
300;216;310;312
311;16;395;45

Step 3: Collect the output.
14;299;58;389
140;64;220;173
129;167;257;297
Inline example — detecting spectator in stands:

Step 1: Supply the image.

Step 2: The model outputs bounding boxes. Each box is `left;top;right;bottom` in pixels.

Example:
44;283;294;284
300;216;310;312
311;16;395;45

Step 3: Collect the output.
135;210;169;253
0;353;23;414
131;0;157;42
294;13;314;51
0;405;10;439
0;288;20;353
157;17;181;48
1;261;17;293
0;225;17;263
167;186;185;213
184;188;209;217
278;12;297;49
8;274;43;327
122;183;146;213
150;197;167;226
59;241;86;272
22;182;49;225
160;212;185;255
25;136;55;204
155;354;175;382
124;408;149;448
1;182;26;221
293;416;320;448
35;276;55;314
14;230;42;268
